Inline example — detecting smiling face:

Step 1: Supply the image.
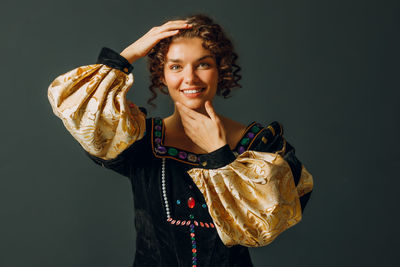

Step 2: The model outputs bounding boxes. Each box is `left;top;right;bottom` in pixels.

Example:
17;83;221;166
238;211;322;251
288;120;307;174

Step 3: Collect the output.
163;37;219;112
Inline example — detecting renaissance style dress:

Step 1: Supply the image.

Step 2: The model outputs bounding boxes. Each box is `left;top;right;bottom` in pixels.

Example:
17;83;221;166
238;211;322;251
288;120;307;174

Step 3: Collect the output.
47;47;314;267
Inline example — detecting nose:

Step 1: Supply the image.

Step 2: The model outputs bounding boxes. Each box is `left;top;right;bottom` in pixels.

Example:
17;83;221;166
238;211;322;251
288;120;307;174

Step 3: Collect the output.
183;66;199;84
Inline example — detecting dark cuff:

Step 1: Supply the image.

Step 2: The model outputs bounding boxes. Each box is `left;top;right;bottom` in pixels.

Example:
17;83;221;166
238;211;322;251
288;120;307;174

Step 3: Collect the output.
197;144;236;169
97;47;133;74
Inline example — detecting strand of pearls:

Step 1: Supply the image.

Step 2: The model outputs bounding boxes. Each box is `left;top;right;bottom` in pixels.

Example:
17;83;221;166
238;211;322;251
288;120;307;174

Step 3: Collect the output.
161;158;171;219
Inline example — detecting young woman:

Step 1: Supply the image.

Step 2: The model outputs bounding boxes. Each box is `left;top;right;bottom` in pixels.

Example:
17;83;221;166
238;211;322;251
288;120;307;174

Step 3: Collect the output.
48;14;313;267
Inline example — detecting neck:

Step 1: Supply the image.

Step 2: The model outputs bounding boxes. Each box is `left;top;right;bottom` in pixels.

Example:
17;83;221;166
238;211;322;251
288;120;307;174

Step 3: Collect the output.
164;104;209;132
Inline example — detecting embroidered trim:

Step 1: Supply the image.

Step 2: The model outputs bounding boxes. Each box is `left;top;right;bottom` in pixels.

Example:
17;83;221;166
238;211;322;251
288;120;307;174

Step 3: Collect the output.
151;118;275;165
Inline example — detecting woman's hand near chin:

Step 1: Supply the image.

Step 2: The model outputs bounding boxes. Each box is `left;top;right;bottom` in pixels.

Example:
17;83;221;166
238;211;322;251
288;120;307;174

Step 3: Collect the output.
120;20;192;64
175;100;228;153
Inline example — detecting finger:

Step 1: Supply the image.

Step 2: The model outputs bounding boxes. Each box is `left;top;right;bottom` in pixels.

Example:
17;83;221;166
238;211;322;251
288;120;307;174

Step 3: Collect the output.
205;101;219;122
164;20;189;25
157;21;192;33
176;102;203;120
157;29;180;39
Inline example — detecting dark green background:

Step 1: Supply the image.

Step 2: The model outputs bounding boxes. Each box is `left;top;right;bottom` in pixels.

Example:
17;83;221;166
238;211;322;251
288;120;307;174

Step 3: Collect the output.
1;0;399;266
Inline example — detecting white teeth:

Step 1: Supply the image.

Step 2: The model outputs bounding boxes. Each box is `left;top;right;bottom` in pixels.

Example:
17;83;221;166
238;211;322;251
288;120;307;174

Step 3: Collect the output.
182;89;203;94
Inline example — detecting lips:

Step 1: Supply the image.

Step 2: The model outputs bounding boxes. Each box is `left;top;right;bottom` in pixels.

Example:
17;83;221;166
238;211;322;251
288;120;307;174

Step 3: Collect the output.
180;87;205;95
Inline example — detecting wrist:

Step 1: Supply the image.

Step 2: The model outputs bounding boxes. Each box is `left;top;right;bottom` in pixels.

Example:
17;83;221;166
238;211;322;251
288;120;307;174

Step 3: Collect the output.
120;49;140;64
207;141;227;153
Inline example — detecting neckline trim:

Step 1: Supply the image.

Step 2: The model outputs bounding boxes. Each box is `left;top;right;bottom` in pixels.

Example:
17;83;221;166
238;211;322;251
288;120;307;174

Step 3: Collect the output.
151;117;266;165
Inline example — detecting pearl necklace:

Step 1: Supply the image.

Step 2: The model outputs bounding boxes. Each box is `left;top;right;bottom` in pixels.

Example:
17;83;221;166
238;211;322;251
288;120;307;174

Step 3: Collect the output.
161;158;171;219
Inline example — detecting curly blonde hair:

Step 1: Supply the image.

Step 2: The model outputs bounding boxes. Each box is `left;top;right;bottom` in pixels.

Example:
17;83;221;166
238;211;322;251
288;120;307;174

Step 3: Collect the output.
147;14;242;107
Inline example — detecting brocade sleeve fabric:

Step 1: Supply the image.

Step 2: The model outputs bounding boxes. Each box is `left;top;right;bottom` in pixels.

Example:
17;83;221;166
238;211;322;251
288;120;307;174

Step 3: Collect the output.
47;48;146;160
187;127;313;247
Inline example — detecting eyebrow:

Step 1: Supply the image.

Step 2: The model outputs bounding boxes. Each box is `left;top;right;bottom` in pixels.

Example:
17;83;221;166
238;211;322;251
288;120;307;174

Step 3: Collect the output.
167;55;214;63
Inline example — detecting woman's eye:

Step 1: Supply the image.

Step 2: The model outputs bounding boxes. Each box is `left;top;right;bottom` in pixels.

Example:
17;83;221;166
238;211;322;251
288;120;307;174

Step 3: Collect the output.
198;63;210;68
170;65;181;70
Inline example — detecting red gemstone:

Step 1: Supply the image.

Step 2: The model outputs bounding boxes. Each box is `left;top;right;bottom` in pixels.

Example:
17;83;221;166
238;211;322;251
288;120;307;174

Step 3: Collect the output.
190;233;195;237
171;220;176;224
186;221;191;226
182;220;186;225
176;220;181;225
194;221;198;226
192;248;197;253
200;222;204;227
205;223;209;228
167;218;172;222
210;223;215;228
188;197;195;209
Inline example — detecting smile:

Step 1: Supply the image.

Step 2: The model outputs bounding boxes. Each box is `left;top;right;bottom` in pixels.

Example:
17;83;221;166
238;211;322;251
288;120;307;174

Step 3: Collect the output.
180;88;205;96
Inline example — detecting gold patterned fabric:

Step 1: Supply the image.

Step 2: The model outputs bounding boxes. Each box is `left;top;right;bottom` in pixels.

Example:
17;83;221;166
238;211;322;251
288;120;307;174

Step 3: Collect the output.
188;151;313;247
48;64;146;160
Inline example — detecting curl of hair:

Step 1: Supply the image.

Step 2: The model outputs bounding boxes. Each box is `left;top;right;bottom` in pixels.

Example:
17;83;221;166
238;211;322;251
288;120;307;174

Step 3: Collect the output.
147;14;242;108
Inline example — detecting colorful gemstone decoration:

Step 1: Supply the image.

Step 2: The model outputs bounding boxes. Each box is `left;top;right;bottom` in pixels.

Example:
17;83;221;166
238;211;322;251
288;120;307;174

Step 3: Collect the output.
250;125;260;133
178;151;187;159
247;132;255;139
176;200;181;205
187;154;198;162
188;197;195;209
154;131;162;138
202;204;207;208
168;148;178;156
156;146;167;154
240;137;250;146
190;221;197;267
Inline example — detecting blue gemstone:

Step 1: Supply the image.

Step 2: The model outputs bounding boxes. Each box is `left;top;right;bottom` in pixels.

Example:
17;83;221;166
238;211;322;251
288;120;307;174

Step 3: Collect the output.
176;200;181;205
202;204;207;208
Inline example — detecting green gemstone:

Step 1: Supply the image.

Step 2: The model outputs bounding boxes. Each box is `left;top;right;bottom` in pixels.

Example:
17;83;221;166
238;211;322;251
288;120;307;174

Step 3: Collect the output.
155;119;162;125
168;148;178;156
240;137;250;146
251;125;260;133
154;131;162;137
191;237;195;241
189;214;194;219
193;253;197;257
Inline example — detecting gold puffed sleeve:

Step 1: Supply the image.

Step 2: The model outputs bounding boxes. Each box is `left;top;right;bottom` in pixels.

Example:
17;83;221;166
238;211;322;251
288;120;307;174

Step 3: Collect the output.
48;64;146;160
187;150;313;247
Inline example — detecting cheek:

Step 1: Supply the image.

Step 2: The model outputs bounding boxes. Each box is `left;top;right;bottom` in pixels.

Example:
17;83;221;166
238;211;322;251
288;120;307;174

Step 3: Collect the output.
164;73;181;89
205;70;219;87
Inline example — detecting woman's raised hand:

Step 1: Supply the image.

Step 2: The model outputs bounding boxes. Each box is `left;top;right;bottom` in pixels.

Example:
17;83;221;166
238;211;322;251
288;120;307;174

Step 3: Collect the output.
175;101;228;153
120;20;192;64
